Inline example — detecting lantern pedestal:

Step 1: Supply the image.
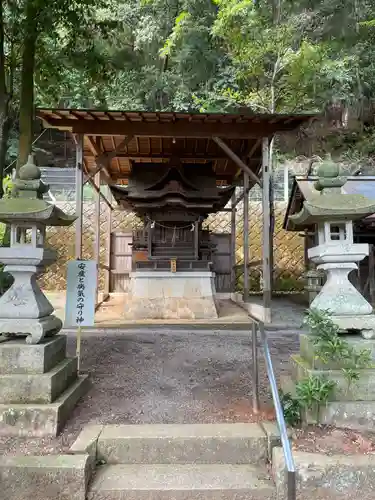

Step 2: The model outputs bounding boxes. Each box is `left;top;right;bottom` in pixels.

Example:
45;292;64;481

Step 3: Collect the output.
0;247;63;344
0;155;87;437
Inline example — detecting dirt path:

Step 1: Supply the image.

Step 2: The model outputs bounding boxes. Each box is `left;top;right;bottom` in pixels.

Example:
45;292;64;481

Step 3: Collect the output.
0;329;299;456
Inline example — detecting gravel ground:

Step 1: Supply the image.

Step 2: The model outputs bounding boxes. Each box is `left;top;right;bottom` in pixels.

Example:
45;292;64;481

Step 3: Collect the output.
0;329;299;456
292;426;375;455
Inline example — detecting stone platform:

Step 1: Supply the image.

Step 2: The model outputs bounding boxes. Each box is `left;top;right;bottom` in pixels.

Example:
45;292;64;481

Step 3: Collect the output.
0;335;89;437
123;271;218;320
282;333;375;430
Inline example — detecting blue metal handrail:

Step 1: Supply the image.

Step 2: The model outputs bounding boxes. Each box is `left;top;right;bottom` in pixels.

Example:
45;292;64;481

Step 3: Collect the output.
251;318;296;500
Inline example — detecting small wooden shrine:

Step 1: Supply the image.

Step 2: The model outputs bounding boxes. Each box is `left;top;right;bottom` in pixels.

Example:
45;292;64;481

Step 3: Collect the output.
110;162;235;272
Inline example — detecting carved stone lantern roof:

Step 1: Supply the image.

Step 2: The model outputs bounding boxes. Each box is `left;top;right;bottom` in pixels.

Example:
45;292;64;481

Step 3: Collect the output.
288;158;375;228
0;155;76;226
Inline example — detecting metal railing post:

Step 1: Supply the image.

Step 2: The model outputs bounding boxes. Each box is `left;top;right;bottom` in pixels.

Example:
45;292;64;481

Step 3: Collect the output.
250;317;296;500
252;321;260;413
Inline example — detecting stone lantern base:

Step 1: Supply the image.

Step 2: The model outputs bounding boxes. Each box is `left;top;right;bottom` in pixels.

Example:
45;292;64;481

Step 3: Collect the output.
281;334;375;430
330;315;375;339
0;335;89;437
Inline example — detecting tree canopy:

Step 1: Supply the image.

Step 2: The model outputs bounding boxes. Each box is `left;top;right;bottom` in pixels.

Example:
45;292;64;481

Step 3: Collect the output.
0;0;375;183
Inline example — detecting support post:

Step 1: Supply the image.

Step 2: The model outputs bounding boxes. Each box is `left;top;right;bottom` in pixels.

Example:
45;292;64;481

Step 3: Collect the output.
94;172;101;305
243;172;250;302
104;203;112;298
262;137;272;323
194;220;199;260
147;221;152;259
369;244;375;306
231;192;236;293
75;134;84;260
283;164;289;202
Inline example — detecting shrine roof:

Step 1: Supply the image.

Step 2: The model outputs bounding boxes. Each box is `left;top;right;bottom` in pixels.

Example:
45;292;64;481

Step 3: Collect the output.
36;108;315;186
284;175;375;231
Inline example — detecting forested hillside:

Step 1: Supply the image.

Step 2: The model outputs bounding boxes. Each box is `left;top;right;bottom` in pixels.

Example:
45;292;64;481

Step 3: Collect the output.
1;0;375;185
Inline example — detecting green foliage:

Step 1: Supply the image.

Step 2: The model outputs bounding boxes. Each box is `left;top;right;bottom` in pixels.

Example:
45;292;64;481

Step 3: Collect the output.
0;176;13;296
1;0;375;163
295;375;336;422
280;391;301;427
281;309;374;426
304;309;373;392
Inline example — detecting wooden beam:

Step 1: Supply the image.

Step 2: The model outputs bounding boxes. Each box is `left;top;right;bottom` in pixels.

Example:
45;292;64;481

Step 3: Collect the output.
105;205;112;297
85;152;238;160
84;135;134;185
94;172;101;305
86;176;115;211
231;193;236;292
98;135;134;164
194;220;199;260
246;138;261;159
86;135;101;156
84;135;111;185
42;118;297;139
262;137;272;323
75;135;84;259
213;137;262;187
233;185;251;208
110;172;237;183
243;172;250;302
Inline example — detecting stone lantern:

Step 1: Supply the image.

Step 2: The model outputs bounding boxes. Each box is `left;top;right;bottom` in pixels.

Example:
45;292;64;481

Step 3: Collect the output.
0;155;76;344
289;160;375;338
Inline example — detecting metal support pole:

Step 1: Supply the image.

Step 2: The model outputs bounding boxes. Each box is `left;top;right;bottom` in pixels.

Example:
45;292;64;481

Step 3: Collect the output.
75;134;84;260
251;322;260;413
262;137;272;323
94;172;101;305
243;172;250;302
231;192;236;293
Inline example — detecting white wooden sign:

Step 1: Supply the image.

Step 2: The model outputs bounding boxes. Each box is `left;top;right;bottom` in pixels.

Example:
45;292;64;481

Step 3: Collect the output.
65;260;97;327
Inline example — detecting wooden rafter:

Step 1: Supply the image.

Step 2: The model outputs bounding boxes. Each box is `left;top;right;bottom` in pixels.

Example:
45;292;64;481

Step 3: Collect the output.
213;137;262;187
84;152;242;161
84;136;112;184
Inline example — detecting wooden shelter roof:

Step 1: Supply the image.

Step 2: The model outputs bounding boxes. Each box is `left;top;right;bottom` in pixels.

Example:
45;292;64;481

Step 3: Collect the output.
36;108;315;186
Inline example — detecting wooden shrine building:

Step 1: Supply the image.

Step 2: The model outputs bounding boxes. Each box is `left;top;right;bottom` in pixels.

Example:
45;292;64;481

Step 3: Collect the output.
36;109;313;322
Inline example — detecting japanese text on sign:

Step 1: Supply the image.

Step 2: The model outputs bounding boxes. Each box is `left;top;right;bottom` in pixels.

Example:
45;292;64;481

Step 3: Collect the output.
65;260;97;327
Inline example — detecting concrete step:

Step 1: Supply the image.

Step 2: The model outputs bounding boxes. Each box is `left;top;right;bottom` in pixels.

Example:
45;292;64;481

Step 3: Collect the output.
97;423;268;465
0;357;78;404
88;463;276;500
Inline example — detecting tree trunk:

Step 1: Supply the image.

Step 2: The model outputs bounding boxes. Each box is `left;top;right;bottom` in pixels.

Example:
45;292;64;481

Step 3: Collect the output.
0;100;10;198
0;0;9;198
16;0;38;175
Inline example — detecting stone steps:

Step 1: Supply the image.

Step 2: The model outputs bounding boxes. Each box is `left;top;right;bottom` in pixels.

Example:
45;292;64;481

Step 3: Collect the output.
0;335;89;437
87;463;276;500
75;423;277;500
96;423;268;465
